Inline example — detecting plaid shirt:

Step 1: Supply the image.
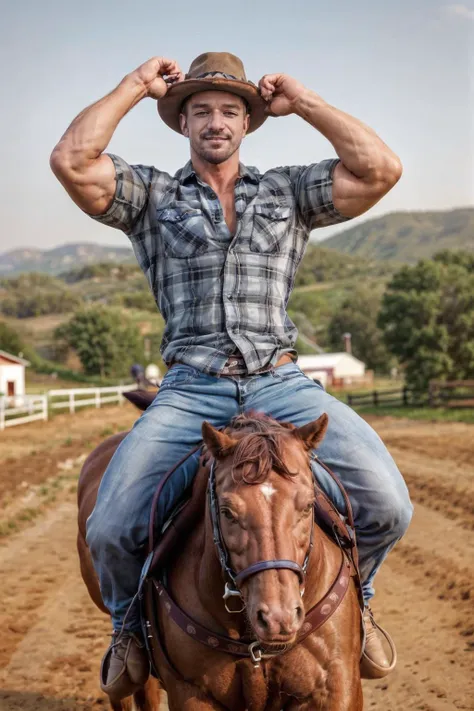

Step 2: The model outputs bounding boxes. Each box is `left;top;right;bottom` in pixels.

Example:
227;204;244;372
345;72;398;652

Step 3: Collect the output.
91;154;351;375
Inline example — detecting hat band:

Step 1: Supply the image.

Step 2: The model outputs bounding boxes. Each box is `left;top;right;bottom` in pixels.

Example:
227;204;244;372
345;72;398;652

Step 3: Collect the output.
187;71;241;81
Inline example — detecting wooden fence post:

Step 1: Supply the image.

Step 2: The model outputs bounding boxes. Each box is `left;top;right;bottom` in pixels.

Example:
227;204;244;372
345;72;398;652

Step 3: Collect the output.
373;391;379;406
403;387;408;406
69;391;75;414
347;394;353;407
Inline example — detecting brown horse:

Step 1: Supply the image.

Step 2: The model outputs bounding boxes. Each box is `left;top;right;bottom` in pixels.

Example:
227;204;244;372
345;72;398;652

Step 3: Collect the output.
78;409;362;710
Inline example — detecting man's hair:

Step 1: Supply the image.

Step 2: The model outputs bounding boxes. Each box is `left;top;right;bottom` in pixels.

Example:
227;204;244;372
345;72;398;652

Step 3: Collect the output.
180;94;250;117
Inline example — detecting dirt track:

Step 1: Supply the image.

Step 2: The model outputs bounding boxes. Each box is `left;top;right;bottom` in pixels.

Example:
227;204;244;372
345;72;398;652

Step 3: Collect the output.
0;406;473;710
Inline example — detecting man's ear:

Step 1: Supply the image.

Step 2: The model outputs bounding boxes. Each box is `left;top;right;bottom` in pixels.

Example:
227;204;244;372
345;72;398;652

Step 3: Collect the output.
179;112;189;137
243;112;250;137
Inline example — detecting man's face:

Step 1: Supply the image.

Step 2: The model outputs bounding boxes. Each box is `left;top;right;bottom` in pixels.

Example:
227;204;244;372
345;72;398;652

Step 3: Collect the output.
179;91;250;165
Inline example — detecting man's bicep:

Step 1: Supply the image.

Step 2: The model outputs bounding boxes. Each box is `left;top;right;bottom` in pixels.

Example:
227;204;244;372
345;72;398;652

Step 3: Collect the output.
87;155;151;233
55;153;118;216
331;161;395;218
292;159;353;230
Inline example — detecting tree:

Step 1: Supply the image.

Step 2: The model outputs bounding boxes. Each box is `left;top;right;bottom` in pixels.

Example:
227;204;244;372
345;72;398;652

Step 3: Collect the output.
327;286;393;372
0;320;25;356
55;306;145;378
378;251;474;390
0;272;82;318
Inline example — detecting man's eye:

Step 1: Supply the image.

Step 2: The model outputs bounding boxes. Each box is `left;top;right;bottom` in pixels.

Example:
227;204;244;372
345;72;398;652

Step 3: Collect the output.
224;112;237;117
195;111;207;116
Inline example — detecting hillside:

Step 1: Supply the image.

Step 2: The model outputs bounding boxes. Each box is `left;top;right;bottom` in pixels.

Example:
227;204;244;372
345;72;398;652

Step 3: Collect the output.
0;243;134;276
322;207;474;262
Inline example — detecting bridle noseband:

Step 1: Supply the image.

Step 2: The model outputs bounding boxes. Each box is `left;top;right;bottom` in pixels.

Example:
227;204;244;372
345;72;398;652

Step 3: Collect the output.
208;460;314;614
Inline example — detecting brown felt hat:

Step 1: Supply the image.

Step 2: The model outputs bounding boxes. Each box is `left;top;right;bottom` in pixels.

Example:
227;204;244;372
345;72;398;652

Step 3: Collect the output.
157;52;268;135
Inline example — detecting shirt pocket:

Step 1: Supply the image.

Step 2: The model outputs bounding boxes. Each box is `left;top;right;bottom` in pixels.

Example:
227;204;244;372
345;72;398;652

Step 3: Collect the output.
157;204;209;258
249;205;292;254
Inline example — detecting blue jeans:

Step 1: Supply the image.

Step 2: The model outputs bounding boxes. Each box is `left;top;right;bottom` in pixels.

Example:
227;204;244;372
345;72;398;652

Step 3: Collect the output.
86;364;413;631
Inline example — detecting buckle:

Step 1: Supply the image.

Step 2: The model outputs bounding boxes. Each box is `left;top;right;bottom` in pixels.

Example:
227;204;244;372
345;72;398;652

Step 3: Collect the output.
249;641;262;666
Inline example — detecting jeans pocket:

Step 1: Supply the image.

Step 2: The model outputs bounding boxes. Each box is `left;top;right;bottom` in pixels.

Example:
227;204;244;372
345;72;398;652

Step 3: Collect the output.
159;365;200;390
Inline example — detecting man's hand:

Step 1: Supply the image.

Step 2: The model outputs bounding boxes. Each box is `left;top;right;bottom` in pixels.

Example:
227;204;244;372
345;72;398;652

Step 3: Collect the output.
258;73;307;117
128;57;185;100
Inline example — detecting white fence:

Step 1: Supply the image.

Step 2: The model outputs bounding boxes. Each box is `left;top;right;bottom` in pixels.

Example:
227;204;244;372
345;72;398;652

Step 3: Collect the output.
48;384;136;413
0;395;48;430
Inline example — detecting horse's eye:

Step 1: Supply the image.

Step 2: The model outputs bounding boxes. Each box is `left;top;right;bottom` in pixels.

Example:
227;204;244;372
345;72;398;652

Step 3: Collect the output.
221;509;237;523
302;503;313;517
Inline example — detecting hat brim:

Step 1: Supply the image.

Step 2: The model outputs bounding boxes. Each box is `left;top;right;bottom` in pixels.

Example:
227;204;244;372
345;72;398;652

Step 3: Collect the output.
157;78;268;135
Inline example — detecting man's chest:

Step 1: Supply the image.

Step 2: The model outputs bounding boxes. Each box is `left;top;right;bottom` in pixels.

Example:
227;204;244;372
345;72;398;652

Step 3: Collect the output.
152;181;303;259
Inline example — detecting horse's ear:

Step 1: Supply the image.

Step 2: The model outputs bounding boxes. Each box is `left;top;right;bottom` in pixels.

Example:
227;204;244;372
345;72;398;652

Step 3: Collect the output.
202;421;238;459
295;413;329;451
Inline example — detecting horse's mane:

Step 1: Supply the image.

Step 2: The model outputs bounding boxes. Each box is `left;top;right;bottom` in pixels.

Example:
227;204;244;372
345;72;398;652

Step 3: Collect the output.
225;411;298;485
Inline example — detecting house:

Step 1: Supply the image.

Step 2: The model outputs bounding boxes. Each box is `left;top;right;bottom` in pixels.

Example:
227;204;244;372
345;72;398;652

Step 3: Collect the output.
297;353;369;388
0;350;30;401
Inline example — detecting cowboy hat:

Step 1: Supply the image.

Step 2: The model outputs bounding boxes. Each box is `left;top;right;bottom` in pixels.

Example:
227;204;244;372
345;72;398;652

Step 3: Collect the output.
157;52;268;135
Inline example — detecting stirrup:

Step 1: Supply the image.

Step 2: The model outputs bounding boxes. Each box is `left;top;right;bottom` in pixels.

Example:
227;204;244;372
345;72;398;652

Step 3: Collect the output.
361;617;397;679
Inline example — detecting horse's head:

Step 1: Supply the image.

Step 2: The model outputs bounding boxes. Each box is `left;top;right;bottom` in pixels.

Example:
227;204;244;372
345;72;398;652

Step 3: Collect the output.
202;411;328;647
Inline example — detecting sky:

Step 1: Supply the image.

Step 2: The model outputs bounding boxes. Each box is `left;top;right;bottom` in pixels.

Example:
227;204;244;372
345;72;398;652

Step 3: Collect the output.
0;0;473;252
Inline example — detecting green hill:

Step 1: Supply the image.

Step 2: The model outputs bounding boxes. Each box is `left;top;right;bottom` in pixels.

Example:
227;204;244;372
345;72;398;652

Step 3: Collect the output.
321;207;474;263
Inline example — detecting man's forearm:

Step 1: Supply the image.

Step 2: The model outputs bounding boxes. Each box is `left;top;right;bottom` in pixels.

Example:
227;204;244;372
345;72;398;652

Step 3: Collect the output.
51;75;147;169
293;90;400;180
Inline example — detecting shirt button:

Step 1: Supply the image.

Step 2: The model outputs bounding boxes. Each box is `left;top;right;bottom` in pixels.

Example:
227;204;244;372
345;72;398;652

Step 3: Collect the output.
227;293;233;300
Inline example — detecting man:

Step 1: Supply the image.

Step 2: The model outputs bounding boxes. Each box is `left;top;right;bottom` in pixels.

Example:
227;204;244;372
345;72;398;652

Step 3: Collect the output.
51;52;412;702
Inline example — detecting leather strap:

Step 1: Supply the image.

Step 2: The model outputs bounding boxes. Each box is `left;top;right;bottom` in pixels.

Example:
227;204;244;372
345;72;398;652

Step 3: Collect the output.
234;560;305;587
148;443;202;553
153;550;352;659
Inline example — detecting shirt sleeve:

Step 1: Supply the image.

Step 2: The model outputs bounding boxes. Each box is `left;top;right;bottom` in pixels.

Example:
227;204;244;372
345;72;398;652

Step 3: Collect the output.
89;154;154;235
286;158;353;230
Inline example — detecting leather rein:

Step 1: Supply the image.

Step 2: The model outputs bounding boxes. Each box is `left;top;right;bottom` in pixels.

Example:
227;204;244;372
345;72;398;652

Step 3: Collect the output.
153;459;358;667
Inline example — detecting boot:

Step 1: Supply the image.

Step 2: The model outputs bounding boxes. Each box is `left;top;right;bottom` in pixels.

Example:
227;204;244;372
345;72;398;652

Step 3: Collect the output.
100;630;150;702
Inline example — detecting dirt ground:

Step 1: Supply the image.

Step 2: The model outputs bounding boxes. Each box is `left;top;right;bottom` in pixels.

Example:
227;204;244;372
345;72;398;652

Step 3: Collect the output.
0;405;473;710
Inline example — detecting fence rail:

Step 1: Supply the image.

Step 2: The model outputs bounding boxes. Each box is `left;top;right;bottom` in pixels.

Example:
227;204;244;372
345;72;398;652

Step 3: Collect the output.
47;384;136;413
0;395;48;430
428;380;474;408
347;387;426;408
348;380;474;410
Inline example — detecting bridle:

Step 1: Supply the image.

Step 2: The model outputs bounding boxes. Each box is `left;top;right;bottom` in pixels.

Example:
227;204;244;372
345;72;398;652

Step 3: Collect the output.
208;459;314;615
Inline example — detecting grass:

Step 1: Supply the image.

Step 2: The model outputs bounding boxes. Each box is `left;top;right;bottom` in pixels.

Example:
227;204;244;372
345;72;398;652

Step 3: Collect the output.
354;405;474;424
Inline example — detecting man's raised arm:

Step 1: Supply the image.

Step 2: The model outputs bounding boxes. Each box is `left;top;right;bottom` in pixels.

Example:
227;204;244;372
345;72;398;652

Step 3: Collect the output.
50;57;184;216
258;73;402;218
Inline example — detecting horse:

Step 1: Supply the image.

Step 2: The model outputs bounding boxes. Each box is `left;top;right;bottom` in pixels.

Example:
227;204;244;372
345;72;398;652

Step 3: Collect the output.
78;404;363;710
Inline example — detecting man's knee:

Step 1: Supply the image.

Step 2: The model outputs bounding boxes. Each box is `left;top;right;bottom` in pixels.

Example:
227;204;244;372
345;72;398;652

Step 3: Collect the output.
365;484;413;541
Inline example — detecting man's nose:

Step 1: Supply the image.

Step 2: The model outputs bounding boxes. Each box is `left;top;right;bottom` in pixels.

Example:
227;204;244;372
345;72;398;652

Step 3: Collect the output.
208;110;225;131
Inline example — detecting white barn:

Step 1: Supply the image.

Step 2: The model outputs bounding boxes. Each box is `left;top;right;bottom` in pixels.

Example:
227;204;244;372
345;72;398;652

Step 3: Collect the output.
0;350;30;400
297;353;367;388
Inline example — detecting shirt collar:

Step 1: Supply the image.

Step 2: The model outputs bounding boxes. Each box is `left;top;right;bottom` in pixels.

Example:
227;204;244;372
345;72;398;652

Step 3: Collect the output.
178;160;259;186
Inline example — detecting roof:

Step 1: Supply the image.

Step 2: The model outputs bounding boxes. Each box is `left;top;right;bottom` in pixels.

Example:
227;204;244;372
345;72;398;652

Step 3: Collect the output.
0;350;30;366
297;353;365;368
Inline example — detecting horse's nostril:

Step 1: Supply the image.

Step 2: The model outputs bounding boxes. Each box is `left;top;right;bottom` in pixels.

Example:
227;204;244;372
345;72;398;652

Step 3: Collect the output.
257;609;269;629
295;605;304;623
